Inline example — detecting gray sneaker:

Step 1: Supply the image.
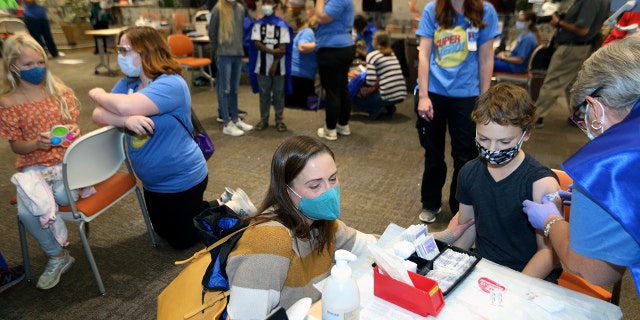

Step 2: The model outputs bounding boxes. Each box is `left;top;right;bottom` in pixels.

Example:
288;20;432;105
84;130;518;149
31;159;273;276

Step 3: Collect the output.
225;188;257;217
36;249;74;290
419;208;442;224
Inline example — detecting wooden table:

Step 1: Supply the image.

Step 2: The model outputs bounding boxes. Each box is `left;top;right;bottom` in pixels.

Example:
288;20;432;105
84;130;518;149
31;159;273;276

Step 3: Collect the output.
85;27;126;76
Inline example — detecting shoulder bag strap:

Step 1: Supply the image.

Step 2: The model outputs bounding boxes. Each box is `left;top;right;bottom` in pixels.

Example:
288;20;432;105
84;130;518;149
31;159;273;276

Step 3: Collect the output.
174;226;250;265
172;115;195;140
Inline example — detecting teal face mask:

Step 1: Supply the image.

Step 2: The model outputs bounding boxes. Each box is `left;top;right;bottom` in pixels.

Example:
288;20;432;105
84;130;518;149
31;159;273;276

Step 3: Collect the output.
287;185;341;221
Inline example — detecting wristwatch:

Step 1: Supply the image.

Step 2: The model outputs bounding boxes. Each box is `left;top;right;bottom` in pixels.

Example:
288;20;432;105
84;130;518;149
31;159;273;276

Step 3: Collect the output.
544;218;564;238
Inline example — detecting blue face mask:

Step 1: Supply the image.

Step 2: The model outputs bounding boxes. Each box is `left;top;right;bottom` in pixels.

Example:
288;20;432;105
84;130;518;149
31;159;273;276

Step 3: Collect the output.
118;54;141;77
18;66;46;84
288;185;341;221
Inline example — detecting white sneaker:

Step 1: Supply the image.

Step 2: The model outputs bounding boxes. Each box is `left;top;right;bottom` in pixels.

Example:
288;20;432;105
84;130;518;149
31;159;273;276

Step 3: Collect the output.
36;249;74;290
217;110;247;123
223;122;244;136
234;119;254;131
317;126;337;141
418;208;442;224
226;188;257;217
337;124;351;136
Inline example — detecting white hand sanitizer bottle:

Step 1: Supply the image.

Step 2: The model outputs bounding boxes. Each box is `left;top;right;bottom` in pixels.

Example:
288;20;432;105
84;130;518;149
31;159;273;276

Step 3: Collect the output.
321;249;360;320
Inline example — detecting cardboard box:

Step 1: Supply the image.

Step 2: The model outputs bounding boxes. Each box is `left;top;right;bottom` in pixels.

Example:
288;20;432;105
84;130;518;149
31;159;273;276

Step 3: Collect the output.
373;266;445;317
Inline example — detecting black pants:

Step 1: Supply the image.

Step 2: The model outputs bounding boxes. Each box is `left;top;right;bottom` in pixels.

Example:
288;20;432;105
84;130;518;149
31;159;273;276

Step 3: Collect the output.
143;176;209;249
317;45;355;129
285;76;315;108
23;16;59;57
414;92;478;214
92;21;109;53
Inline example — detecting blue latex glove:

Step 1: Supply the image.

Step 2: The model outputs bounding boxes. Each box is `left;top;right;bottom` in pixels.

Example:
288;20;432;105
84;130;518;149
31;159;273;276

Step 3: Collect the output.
522;197;562;230
558;184;572;206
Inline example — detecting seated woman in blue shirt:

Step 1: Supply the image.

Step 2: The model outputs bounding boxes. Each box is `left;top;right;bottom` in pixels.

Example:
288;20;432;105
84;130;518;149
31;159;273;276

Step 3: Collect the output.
494;11;540;74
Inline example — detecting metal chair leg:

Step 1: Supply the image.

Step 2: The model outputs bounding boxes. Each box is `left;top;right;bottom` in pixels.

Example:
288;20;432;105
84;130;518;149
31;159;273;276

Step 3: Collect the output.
17;216;31;282
78;221;106;295
135;186;157;247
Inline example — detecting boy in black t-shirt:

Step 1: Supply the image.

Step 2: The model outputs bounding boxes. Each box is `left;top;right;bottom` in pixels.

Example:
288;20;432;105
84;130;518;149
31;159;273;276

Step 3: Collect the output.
433;82;563;283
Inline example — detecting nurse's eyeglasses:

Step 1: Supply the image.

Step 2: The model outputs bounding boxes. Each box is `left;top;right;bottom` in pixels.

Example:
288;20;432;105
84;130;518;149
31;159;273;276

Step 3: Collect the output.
570;86;602;132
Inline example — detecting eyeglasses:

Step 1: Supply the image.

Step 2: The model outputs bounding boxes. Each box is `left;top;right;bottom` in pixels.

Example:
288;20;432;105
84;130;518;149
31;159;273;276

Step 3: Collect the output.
116;45;132;55
570;86;602;132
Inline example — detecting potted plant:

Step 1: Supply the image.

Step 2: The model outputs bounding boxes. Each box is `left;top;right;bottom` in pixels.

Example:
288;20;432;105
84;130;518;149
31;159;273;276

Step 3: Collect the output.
58;0;92;45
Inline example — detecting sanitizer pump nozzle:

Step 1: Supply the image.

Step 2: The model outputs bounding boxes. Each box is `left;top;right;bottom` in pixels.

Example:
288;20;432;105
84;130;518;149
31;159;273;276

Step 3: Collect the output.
322;250;360;320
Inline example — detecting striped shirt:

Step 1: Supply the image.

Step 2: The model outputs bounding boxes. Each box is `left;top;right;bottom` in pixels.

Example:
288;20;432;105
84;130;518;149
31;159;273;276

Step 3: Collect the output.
251;23;291;76
225;219;376;319
365;50;407;102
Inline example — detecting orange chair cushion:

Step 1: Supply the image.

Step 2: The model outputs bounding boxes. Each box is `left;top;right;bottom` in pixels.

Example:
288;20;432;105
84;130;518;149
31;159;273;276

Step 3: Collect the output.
9;173;137;218
176;57;212;68
558;271;612;302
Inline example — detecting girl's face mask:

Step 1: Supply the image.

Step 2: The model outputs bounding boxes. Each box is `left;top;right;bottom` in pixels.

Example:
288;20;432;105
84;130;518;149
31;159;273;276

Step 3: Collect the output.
14;65;46;84
117;53;141;77
287;185;341;221
262;5;274;16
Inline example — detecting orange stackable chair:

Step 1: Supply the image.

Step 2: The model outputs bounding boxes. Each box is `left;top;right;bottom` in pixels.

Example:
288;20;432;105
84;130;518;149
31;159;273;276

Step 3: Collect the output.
167;33;214;90
551;169;621;305
12;126;157;295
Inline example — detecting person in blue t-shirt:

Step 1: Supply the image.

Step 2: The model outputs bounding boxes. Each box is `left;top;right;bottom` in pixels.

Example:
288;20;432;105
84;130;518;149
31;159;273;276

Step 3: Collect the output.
415;0;500;224
353;14;376;60
286;16;318;109
315;0;355;141
90;27;209;250
494;11;539;74
523;36;640;299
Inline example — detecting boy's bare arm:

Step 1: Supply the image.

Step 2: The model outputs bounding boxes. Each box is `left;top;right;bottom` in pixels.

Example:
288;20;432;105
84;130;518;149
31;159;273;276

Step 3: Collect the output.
522;176;562;279
253;40;286;58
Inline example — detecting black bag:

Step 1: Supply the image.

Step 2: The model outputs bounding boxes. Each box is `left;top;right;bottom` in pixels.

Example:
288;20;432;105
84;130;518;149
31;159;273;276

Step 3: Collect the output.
193;205;248;291
167;205;248;320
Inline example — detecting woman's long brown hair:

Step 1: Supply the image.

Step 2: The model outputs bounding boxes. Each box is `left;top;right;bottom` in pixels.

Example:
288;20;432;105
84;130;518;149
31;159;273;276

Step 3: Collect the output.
435;0;487;30
247;136;338;254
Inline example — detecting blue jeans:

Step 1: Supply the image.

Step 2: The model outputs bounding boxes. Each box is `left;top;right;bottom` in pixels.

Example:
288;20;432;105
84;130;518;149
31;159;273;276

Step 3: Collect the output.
17;164;78;257
353;91;398;117
493;57;514;73
257;75;285;124
216;55;242;123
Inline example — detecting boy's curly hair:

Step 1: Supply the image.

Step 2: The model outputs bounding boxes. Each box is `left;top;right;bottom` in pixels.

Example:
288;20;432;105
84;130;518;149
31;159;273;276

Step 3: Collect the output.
472;82;536;132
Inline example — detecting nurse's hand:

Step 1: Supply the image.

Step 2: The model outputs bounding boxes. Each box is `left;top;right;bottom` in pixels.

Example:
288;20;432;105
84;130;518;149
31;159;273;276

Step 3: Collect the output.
522;197;561;230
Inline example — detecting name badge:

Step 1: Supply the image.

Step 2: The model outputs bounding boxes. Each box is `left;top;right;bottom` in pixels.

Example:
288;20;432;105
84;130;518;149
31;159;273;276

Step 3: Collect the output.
466;26;479;51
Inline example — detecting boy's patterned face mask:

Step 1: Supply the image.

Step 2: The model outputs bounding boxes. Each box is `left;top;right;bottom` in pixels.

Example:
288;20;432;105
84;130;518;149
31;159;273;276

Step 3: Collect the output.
475;131;526;165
